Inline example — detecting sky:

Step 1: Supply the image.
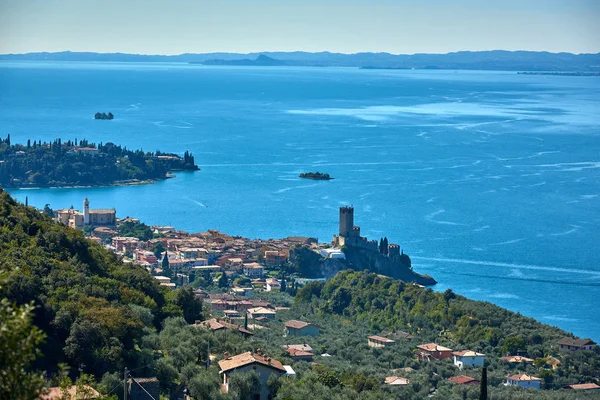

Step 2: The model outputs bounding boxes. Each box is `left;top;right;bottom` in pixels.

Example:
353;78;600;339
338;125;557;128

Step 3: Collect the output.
1;0;599;55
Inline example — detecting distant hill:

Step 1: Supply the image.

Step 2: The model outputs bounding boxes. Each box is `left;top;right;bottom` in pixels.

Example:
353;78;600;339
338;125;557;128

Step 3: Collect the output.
200;54;288;66
2;50;600;71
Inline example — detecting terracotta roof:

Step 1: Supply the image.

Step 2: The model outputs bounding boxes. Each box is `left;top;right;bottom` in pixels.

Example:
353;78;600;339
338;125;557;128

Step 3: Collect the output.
385;376;410;385
247;307;276;314
282;344;313;352
218;352;286;373
417;343;452;352
448;376;479;385
566;383;600;390
286;348;314;357
507;374;542;382
499;355;534;363
368;335;395;343
284;320;315;329
453;350;485;357
196;318;253;335
557;337;595;347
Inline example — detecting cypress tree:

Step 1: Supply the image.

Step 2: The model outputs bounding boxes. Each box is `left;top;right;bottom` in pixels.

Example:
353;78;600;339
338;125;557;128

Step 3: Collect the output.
162;250;171;277
479;367;487;400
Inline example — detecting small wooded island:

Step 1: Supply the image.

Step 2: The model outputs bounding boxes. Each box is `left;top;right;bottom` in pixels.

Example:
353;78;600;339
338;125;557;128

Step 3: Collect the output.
299;172;333;180
0;134;199;188
94;112;114;120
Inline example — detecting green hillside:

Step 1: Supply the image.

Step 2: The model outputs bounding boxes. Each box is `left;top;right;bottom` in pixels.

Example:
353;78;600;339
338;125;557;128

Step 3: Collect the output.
1;188;598;399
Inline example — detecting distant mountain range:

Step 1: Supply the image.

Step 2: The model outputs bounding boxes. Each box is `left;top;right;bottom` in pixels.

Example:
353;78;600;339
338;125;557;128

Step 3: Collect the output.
2;50;600;71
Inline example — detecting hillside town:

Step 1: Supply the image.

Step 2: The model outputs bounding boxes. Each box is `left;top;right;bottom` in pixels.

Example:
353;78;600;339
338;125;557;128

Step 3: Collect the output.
37;198;600;399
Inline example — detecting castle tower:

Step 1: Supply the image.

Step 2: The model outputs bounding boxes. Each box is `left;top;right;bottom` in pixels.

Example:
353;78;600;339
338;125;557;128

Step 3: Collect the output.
83;198;90;225
339;206;354;237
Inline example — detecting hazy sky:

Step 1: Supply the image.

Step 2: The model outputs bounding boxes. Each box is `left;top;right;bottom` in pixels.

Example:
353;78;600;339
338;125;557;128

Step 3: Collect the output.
1;0;599;55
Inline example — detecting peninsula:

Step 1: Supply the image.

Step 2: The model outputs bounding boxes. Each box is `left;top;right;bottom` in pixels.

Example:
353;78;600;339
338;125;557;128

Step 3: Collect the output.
299;171;333;180
0;135;199;188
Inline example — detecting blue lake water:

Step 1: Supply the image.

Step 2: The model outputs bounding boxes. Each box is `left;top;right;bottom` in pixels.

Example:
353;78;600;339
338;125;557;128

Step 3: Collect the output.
1;62;599;340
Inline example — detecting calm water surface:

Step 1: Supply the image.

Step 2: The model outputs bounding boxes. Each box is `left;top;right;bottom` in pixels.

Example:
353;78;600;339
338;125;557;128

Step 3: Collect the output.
1;62;599;339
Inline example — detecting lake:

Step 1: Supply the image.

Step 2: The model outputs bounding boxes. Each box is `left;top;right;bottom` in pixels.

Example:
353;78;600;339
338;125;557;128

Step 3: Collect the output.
1;61;599;340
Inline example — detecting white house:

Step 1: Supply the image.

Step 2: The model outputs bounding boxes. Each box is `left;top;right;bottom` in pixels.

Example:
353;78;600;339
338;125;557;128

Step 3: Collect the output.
453;350;485;369
265;278;281;292
505;374;542;390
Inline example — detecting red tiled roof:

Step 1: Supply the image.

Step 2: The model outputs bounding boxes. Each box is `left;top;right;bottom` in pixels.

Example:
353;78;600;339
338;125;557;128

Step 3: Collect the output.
507;374;542;382
286;348;314;357
566;383;600;390
284;320;315;329
218;352;286;373
417;343;452;352
448;376;479;385
368;335;395;343
499;355;534;363
196;318;253;336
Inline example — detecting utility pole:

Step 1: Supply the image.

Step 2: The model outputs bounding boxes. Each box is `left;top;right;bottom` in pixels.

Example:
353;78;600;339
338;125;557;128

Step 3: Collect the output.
123;367;128;400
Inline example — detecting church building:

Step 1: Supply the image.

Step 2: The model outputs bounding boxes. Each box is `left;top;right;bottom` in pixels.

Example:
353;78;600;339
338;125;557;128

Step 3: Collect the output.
54;198;116;229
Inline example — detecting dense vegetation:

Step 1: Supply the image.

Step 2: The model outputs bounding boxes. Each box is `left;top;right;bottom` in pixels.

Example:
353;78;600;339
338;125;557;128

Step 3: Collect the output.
1;189;599;399
0;135;199;188
298;172;333;180
0;188;202;395
94;112;114;120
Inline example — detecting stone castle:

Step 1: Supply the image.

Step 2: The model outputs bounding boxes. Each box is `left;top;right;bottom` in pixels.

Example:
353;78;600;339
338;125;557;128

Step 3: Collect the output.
332;206;400;257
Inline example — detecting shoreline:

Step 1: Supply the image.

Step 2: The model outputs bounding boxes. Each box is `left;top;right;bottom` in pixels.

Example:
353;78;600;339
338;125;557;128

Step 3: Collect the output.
3;177;169;191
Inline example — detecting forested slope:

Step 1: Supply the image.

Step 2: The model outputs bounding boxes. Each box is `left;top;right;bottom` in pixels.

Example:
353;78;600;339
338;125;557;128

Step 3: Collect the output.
0;187;202;381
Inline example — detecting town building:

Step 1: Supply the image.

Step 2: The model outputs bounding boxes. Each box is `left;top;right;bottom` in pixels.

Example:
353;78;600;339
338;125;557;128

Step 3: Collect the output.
128;377;160;400
218;351;286;400
55;198;116;229
448;376;480;385
282;344;313;352
264;250;287;265
285;348;314;362
195;318;253;338
564;383;600;392
453;350;485;369
499;355;534;364
416;343;453;361
368;335;395;348
505;374;542;390
557;337;596;352
319;248;346;259
265;278;281;292
247;307;277;320
284;320;320;337
243;262;265;278
384;376;410;385
112;237;140;254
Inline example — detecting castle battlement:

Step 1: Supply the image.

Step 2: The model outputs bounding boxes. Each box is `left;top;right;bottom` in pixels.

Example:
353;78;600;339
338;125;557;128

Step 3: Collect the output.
332;206;401;255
